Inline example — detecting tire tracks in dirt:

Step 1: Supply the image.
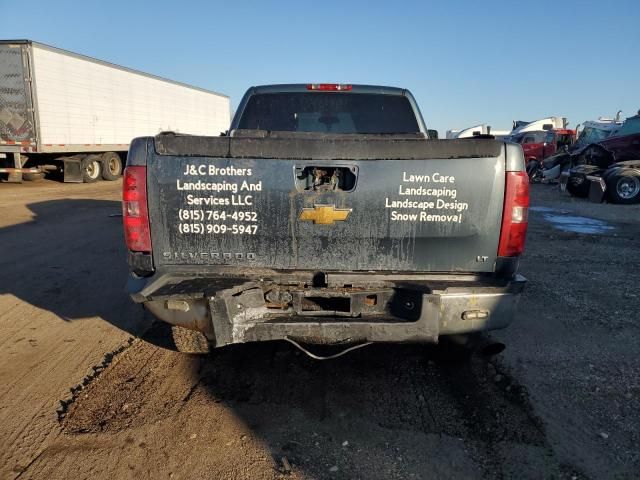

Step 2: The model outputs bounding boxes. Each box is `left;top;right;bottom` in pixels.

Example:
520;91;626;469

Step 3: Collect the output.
45;336;584;479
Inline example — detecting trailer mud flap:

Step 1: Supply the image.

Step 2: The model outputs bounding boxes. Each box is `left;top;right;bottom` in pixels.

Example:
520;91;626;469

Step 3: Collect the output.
63;158;83;183
587;175;606;202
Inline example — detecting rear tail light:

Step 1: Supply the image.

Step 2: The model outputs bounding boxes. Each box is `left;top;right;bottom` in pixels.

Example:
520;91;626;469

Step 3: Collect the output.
498;171;529;257
123;166;151;252
306;84;352;91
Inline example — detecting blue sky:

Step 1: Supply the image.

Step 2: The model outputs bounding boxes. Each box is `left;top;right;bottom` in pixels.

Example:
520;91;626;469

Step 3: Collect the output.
2;0;638;135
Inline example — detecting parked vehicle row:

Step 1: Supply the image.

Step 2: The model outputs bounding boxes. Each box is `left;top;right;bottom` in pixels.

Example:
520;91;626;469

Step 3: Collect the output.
536;118;620;181
494;111;640;205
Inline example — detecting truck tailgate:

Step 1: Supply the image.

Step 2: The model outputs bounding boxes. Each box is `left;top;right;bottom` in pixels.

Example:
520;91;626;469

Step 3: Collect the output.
146;135;507;273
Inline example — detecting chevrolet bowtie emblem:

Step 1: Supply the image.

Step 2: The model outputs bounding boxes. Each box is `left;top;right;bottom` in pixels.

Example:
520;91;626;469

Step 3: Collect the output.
299;204;352;225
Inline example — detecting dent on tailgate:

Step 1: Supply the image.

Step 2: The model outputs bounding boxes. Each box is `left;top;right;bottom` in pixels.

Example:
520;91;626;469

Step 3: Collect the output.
147;136;506;273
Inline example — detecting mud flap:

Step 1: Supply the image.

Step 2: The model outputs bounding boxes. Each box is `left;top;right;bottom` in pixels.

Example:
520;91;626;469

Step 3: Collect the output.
63;158;83;183
559;171;569;192
587;175;606;203
0;150;23;182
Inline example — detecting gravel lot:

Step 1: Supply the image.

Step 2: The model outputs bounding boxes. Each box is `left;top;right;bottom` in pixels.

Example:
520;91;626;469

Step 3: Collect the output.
0;179;638;479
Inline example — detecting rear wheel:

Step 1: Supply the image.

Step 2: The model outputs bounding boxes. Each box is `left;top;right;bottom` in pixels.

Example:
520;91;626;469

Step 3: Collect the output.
81;155;102;183
101;152;122;181
607;170;640;204
171;325;211;354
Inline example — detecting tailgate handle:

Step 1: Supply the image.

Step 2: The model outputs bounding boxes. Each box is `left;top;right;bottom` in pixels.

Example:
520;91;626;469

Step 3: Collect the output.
294;166;358;192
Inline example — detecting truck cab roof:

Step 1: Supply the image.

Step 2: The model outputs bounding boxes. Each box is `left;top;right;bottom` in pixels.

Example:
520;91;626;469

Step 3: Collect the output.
248;84;410;96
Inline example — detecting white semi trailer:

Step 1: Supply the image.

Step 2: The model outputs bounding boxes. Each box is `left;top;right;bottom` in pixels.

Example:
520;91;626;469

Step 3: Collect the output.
0;40;230;183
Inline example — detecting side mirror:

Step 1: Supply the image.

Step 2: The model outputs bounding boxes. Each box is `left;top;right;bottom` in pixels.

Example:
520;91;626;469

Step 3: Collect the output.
427;129;439;139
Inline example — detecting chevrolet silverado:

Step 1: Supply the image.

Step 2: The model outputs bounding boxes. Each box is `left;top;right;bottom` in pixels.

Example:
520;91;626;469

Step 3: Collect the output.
123;84;529;354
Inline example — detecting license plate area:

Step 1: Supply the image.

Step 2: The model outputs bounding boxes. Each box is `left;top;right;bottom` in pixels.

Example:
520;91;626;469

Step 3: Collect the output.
263;286;422;321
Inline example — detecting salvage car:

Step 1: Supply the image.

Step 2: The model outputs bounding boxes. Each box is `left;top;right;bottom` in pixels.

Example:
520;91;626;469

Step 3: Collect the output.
536;130;574;161
542;118;622;182
564;113;640;203
513;129;575;181
123;83;529;355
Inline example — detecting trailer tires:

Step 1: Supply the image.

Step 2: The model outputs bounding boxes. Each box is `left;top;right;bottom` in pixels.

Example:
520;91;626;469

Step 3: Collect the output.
171;325;211;354
607;170;640;204
81;155;102;183
101;152;122;181
23;172;45;182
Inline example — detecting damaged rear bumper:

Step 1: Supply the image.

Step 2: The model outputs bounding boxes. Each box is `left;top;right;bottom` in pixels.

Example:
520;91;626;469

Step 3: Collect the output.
128;270;526;347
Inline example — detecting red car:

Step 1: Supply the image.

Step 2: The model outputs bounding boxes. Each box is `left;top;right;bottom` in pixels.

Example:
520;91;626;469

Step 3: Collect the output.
511;129;576;163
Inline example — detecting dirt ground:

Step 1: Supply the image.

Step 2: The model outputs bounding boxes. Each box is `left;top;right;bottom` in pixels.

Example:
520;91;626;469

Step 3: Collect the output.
0;179;638;480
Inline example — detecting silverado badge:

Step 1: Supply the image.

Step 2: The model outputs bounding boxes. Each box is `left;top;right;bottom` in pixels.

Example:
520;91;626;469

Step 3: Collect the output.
299;204;352;225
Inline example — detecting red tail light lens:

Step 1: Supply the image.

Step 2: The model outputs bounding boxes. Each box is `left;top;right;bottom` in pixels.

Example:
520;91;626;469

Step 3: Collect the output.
123;166;151;252
306;84;352;91
498;171;529;257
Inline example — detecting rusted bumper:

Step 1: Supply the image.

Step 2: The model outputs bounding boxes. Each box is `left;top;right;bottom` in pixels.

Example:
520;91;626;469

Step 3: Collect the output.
130;271;526;347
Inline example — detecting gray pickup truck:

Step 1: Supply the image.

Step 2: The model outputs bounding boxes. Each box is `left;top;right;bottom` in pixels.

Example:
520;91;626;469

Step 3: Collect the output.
123;84;529;354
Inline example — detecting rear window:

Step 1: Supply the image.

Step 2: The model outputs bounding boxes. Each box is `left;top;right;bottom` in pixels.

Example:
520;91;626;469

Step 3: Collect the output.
237;92;420;134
